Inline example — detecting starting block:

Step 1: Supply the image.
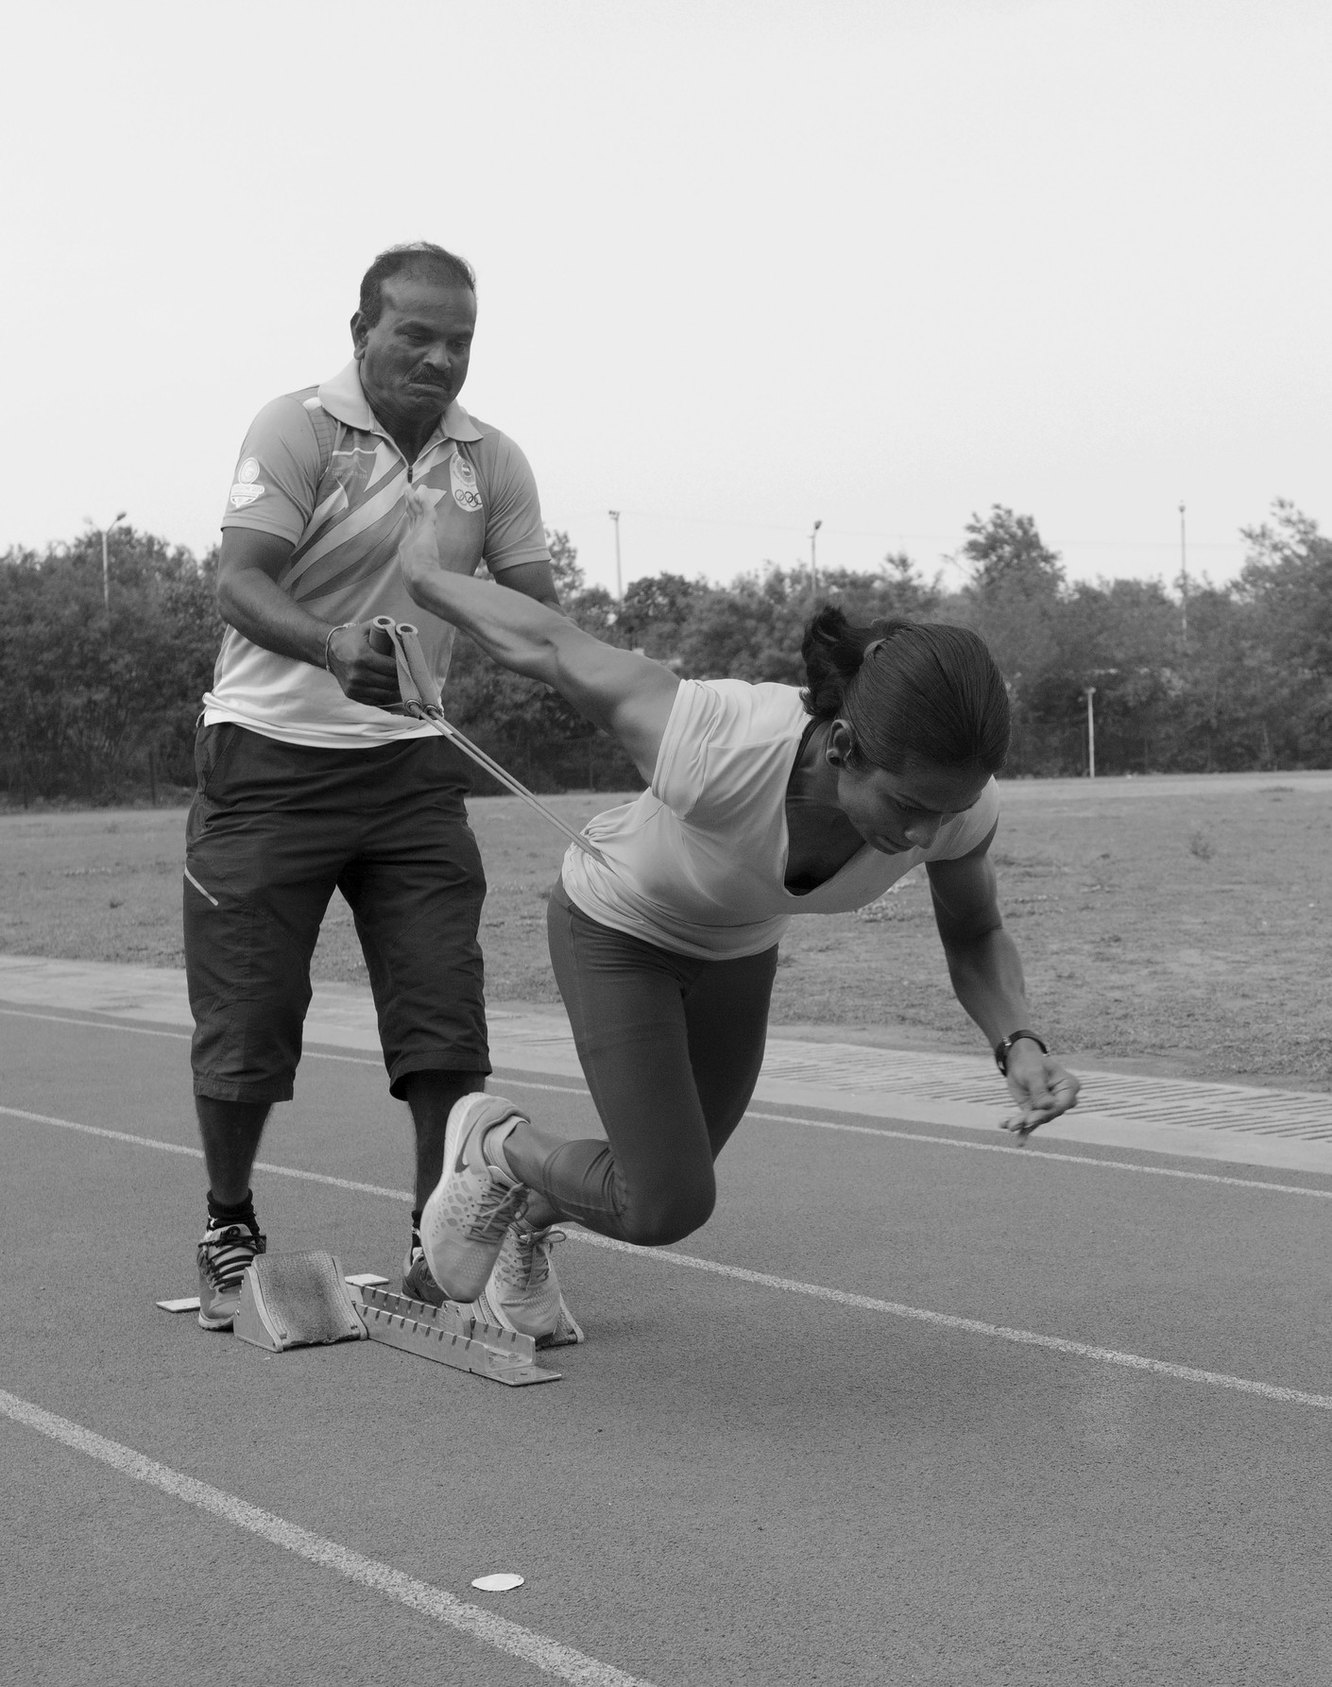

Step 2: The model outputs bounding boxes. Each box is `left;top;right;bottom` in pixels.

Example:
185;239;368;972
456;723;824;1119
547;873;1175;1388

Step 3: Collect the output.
161;1251;563;1386
234;1251;367;1352
356;1284;561;1387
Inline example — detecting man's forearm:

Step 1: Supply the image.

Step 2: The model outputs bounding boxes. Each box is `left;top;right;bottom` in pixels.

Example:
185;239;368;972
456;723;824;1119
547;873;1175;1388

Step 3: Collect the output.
219;565;334;667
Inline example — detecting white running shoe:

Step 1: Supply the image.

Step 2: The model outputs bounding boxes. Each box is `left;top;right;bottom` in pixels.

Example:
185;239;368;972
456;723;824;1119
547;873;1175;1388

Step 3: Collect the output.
420;1094;529;1303
473;1220;585;1348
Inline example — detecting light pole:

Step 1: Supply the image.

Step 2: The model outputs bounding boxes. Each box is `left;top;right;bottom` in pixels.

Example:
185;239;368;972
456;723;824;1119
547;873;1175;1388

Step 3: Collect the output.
810;519;823;597
1083;668;1120;777
98;510;127;613
608;509;622;603
1178;501;1188;647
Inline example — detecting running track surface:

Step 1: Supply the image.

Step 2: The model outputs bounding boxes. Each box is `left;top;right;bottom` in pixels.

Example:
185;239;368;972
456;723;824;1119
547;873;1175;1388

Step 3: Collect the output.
3;975;1330;1687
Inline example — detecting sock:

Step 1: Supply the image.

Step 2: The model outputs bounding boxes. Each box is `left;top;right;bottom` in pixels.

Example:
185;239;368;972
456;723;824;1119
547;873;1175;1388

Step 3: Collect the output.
207;1190;257;1231
481;1118;520;1179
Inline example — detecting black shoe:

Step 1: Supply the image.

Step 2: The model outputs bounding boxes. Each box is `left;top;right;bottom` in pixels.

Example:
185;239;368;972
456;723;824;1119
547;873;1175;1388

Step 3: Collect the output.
197;1218;266;1330
400;1238;446;1308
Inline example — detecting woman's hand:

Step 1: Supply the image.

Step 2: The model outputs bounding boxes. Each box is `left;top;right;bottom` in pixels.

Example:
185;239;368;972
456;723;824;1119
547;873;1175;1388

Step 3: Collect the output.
398;485;441;604
999;1043;1081;1134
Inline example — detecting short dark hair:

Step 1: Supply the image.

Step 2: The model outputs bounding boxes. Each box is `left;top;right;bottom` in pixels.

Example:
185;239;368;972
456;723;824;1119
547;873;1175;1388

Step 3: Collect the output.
357;242;476;329
800;607;1010;774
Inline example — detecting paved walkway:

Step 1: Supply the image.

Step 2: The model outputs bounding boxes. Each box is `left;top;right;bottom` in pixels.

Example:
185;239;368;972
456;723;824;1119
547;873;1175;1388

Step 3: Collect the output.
2;953;1329;1175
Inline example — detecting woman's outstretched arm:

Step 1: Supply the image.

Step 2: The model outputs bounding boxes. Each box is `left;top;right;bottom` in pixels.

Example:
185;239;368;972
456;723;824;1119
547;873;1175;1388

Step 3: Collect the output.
927;832;1081;1131
399;484;680;782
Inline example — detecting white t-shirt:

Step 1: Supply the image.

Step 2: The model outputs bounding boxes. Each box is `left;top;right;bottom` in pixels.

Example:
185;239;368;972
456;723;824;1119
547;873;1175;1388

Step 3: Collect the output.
560;679;1001;959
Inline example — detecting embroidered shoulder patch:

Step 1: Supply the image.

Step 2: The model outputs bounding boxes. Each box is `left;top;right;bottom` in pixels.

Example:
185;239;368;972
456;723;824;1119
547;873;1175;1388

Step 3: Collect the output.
229;456;265;507
450;449;483;513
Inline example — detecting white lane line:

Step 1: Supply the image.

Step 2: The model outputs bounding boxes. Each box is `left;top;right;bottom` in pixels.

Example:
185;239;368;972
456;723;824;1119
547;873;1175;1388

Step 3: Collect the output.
3;1080;1329;1203
742;1109;1332;1199
5;1105;1330;1412
0;1390;652;1687
0;1008;377;1065
3;1107;206;1158
7;1006;1331;1195
0;1007;189;1040
572;1236;1332;1413
0;1107;407;1200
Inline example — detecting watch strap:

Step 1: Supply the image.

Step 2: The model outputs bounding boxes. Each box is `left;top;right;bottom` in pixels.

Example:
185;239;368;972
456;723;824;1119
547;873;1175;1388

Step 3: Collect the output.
994;1030;1049;1075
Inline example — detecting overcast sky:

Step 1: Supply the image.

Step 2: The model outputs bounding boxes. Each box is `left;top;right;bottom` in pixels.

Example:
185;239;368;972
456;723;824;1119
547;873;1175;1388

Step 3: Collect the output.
4;0;1327;598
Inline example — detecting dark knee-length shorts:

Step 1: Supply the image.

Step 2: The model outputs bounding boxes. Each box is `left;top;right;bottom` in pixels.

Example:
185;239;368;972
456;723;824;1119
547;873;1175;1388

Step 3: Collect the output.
183;722;490;1105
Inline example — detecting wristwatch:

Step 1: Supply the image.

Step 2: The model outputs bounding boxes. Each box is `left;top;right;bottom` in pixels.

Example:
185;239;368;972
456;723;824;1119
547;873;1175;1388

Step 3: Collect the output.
994;1030;1048;1076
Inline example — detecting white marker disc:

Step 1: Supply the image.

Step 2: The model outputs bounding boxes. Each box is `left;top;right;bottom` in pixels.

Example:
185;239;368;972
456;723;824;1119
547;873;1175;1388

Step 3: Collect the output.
471;1572;524;1592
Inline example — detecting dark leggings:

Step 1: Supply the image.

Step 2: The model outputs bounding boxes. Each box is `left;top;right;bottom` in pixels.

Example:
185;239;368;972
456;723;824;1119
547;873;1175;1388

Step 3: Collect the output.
517;884;778;1247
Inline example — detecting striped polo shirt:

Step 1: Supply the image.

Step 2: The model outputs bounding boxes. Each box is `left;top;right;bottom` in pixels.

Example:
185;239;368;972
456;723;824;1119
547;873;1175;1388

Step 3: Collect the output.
205;361;551;747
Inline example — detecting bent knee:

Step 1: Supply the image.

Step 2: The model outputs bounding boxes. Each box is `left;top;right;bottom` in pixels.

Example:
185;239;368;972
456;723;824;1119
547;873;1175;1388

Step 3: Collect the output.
618;1183;716;1248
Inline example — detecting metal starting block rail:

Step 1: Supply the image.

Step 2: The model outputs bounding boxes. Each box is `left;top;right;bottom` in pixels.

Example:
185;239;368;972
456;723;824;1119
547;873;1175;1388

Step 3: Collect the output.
354;1283;562;1387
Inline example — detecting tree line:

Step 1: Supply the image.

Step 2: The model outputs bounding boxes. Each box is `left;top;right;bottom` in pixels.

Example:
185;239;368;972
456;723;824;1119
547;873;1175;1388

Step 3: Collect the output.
1;500;1328;805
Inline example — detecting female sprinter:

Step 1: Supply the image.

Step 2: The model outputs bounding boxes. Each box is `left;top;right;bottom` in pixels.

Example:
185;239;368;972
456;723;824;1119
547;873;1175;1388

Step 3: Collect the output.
397;485;1080;1344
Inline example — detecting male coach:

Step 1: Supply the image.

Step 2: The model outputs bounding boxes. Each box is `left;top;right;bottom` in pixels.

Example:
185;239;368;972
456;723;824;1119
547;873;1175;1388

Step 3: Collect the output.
184;242;559;1329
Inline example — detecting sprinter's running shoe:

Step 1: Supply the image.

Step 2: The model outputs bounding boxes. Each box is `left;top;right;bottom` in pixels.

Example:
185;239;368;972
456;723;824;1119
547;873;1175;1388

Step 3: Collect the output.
474;1220;585;1347
419;1094;529;1303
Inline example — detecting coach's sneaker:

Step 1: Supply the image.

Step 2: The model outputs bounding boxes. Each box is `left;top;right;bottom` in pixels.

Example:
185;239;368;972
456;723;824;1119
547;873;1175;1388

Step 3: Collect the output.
419;1094;530;1303
400;1235;446;1308
196;1217;266;1331
473;1220;585;1348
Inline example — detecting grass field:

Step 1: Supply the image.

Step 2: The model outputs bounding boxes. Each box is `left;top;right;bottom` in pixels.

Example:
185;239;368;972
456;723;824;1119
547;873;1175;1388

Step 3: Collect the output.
1;771;1328;1089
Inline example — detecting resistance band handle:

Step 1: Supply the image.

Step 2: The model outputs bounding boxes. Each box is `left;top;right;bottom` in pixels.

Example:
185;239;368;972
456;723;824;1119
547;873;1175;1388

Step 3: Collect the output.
370;615;418;705
367;616;396;656
393;623;444;714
